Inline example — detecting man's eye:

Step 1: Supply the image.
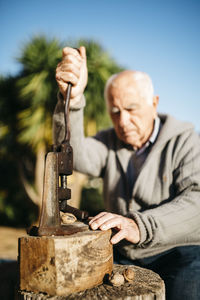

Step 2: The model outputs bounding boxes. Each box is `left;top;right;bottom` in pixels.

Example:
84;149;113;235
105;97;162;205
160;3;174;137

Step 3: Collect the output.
112;111;120;116
127;108;136;112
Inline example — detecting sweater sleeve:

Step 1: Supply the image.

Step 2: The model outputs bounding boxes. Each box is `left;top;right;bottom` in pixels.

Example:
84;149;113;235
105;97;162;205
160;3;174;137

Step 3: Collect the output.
53;93;109;177
129;130;200;249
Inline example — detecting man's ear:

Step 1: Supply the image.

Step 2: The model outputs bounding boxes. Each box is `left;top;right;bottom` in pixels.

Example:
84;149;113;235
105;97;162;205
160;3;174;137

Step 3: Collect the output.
153;95;159;109
153;96;159;109
152;95;159;118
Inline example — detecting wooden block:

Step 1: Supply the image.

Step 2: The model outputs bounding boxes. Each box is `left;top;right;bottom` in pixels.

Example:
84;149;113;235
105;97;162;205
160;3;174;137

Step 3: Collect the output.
18;264;165;299
19;229;113;296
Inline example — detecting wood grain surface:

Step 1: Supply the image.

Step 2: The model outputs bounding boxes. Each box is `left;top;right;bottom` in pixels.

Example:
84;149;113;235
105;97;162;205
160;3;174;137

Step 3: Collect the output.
19;229;113;296
18;264;165;299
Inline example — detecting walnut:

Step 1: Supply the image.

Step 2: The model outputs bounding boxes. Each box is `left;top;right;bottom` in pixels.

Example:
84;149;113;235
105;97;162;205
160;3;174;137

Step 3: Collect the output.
60;212;77;224
123;268;135;282
109;272;125;286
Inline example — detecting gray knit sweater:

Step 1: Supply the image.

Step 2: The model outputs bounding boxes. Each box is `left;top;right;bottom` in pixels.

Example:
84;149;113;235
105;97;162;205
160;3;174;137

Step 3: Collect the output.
53;96;200;259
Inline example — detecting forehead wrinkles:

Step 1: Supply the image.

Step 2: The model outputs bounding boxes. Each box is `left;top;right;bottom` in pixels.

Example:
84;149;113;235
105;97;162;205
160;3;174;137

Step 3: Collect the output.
109;78;141;105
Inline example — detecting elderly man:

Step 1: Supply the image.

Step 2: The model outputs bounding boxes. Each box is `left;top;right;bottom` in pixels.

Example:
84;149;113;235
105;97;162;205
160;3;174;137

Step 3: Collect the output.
54;46;200;299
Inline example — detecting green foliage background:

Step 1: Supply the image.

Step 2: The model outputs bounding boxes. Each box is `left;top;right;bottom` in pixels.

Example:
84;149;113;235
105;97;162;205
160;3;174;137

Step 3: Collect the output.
0;35;123;227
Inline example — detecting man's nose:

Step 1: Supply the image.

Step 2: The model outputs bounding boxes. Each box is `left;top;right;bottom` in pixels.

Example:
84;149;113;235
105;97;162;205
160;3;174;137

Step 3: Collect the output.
119;110;130;127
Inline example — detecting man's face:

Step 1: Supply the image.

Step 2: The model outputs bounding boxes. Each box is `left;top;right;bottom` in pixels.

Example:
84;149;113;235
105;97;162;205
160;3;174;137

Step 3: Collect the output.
108;79;158;149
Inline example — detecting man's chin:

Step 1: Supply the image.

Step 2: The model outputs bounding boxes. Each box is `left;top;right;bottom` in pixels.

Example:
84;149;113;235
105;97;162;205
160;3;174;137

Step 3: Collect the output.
121;136;140;148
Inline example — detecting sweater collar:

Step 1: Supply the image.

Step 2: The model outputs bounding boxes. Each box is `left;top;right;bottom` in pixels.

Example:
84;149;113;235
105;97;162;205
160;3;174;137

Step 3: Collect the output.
116;117;161;173
136;117;160;155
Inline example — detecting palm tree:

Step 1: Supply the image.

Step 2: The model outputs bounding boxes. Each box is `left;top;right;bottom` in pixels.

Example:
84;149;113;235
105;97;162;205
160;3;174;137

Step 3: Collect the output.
16;36;63;209
0;75;37;226
6;36;123;222
70;40;123;211
76;40;123;135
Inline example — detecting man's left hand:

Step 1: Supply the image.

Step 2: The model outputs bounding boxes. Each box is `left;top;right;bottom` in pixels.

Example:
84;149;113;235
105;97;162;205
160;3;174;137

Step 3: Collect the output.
89;212;140;244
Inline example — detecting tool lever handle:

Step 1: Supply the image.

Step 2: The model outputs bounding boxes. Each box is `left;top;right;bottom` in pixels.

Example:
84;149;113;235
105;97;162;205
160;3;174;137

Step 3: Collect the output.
63;48;80;144
63;82;72;143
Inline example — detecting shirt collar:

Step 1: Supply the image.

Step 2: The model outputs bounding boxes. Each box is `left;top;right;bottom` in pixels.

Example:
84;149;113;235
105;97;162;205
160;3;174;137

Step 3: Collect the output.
149;116;160;144
136;116;161;155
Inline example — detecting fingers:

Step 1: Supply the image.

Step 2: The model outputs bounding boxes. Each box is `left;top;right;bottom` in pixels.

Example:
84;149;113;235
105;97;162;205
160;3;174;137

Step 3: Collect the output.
89;212;130;231
111;229;127;244
99;216;123;231
89;211;109;223
89;212;119;230
62;54;82;69
79;46;86;60
56;57;80;96
62;47;82;60
56;46;87;100
89;212;112;230
58;63;80;77
56;58;81;83
89;212;140;245
56;71;78;86
111;226;140;244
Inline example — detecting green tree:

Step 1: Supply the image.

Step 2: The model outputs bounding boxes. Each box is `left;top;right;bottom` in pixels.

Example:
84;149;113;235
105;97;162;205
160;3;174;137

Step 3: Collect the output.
0;76;37;226
16;36;63;209
0;35;123;226
76;40;123;135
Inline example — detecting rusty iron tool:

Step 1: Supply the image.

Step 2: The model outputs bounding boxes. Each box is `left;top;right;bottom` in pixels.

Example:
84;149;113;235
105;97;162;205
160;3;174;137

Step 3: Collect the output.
36;82;89;236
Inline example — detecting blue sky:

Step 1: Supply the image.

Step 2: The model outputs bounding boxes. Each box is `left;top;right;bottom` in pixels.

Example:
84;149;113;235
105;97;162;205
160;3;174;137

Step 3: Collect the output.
1;0;200;131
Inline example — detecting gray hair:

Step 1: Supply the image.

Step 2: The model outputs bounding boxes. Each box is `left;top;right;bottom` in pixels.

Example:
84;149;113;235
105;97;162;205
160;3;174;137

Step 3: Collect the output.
104;71;154;107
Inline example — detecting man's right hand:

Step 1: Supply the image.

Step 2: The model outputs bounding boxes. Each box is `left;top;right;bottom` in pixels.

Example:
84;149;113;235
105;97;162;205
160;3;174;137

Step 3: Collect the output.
56;46;88;103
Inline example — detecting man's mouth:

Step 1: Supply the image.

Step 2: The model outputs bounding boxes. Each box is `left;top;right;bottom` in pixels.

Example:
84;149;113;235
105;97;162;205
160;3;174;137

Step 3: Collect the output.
120;129;136;137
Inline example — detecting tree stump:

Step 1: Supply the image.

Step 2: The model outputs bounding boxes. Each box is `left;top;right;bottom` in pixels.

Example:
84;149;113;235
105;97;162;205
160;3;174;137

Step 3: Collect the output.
18;229;113;296
18;264;165;299
0;260;18;300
